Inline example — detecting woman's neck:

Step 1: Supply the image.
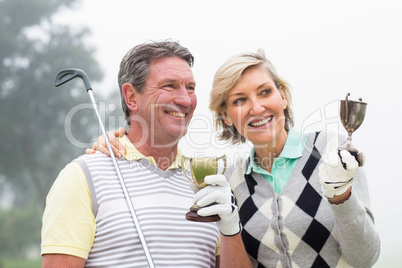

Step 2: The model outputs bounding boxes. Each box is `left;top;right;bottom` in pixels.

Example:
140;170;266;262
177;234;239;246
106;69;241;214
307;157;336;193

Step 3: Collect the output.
253;130;288;173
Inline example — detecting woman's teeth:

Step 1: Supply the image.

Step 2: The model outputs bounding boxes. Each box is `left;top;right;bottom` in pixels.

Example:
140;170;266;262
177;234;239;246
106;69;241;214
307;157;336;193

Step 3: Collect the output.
169;112;185;118
249;116;273;127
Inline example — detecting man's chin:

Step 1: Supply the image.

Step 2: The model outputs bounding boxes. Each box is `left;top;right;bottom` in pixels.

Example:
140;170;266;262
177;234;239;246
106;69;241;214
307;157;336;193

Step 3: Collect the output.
168;127;188;140
152;127;188;146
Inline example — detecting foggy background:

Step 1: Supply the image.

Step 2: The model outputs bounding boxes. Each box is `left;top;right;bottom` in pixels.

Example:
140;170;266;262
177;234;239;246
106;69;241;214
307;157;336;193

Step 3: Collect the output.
0;0;401;267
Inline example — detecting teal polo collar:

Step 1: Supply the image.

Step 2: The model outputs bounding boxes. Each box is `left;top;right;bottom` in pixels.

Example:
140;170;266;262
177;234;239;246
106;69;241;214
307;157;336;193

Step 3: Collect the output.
246;128;304;174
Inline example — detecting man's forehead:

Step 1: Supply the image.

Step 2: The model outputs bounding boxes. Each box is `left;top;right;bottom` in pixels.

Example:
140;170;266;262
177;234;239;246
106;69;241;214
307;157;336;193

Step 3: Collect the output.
150;56;190;67
149;57;195;82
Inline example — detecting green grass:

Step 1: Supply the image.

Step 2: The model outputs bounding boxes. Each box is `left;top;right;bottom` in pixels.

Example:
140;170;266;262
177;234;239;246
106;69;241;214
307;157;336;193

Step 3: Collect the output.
1;259;41;268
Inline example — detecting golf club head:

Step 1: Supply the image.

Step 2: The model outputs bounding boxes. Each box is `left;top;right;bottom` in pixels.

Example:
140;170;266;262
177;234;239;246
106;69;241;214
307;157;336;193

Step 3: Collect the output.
54;68;92;91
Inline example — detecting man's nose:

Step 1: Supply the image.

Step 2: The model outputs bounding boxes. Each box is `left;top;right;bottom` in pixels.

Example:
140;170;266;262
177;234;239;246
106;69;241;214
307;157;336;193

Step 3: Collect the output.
173;86;192;107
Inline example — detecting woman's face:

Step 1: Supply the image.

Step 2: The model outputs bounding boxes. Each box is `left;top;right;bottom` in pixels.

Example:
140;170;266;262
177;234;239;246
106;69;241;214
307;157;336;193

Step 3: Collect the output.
222;66;288;147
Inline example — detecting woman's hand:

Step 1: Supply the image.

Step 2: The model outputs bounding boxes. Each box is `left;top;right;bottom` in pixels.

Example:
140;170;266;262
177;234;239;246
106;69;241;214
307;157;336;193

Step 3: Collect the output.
319;149;358;202
194;175;241;236
85;127;127;158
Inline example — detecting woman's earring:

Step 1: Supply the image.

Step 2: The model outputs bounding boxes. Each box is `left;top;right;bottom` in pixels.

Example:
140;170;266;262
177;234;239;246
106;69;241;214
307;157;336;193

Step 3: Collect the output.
223;116;235;136
227;124;235;135
223;116;233;126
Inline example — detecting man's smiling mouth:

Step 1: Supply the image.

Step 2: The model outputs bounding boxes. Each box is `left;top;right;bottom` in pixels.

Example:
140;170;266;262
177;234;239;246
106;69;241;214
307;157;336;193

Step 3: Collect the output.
167;111;186;118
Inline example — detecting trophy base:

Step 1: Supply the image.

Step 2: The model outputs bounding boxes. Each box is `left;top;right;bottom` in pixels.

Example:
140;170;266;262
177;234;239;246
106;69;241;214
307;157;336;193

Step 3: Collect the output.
185;204;220;222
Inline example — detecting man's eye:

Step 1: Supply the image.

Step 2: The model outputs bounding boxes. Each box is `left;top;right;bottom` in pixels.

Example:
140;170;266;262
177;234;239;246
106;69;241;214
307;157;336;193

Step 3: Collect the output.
187;86;195;92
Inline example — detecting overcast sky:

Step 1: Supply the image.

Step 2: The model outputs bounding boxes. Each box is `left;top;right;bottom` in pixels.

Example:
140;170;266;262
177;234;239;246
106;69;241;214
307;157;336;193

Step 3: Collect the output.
56;0;402;266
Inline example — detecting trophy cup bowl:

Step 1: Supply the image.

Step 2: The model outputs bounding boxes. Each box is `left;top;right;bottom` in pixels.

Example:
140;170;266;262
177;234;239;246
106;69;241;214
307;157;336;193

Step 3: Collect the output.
339;93;367;166
184;155;227;222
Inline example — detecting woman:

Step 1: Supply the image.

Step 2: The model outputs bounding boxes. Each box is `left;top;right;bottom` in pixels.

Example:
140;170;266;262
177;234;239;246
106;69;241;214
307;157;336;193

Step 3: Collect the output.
204;49;379;268
89;50;380;267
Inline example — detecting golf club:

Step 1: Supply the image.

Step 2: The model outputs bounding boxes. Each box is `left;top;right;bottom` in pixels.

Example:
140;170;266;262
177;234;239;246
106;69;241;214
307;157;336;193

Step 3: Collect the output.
55;68;155;268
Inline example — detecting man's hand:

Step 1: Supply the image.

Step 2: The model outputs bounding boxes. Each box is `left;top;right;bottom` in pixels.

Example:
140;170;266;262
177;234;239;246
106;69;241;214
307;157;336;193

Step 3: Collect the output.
319;150;359;199
85;127;127;157
194;175;241;236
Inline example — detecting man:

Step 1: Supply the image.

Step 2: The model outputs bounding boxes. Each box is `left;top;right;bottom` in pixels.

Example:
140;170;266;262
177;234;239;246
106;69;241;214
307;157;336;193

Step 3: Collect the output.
41;41;220;267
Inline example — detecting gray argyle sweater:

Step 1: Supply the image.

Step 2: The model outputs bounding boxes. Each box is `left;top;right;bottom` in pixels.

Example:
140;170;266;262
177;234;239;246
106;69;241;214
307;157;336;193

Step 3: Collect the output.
228;131;380;268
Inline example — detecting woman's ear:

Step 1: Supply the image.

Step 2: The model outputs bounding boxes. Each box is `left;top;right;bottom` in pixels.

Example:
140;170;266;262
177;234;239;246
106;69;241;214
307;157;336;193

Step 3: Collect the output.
220;109;233;126
122;83;138;112
279;86;288;110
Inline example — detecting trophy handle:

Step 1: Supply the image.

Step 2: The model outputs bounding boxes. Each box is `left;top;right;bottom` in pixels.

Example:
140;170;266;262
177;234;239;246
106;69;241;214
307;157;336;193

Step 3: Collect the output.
182;157;194;184
183;169;193;184
344;93;350;124
217;155;227;175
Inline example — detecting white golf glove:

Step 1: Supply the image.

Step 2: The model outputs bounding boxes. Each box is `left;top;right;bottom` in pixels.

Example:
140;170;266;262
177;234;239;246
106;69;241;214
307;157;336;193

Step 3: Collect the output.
319;149;359;199
193;174;241;236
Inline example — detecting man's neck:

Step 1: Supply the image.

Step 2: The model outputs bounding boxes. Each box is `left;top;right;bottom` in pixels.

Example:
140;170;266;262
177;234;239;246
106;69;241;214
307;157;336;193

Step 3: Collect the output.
127;129;179;171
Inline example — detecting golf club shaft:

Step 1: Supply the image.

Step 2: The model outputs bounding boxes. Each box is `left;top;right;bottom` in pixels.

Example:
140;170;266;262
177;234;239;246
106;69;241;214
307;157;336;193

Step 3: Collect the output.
88;90;155;268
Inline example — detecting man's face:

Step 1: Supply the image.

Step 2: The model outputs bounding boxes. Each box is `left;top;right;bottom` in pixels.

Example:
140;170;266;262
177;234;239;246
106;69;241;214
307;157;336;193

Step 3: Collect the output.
135;56;197;146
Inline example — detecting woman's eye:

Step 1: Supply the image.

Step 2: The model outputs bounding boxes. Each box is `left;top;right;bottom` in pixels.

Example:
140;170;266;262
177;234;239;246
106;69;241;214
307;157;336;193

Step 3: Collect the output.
260;89;271;95
233;98;246;105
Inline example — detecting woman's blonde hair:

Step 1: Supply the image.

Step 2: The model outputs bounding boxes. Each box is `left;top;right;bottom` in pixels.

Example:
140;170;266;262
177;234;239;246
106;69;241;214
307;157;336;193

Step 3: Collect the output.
209;49;293;144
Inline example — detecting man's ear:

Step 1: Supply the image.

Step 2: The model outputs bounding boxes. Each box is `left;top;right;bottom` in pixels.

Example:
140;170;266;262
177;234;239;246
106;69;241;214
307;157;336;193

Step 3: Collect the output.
122;83;138;112
220;108;233;126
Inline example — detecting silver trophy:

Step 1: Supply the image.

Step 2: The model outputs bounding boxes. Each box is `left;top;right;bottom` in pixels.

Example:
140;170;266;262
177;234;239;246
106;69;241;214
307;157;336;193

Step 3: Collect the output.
339;92;367;166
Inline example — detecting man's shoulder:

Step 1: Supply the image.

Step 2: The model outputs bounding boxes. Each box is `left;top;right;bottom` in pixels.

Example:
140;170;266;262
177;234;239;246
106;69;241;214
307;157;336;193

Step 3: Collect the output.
75;151;115;163
72;152;121;173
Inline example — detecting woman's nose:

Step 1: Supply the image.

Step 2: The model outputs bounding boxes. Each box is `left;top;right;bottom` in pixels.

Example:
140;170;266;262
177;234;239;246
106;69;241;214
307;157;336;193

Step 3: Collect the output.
249;99;265;115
